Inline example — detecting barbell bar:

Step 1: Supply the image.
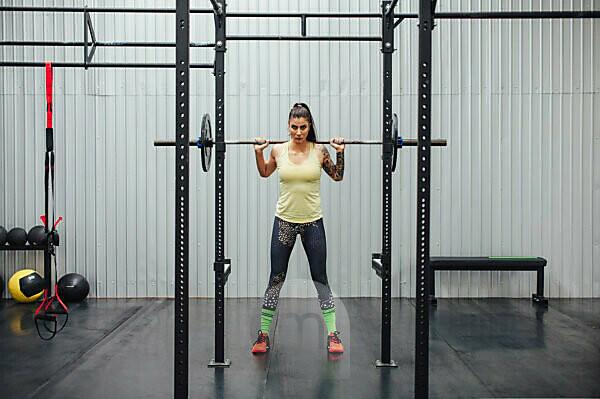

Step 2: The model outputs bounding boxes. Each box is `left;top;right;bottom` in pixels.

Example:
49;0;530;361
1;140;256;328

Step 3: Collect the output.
153;139;448;146
154;113;447;172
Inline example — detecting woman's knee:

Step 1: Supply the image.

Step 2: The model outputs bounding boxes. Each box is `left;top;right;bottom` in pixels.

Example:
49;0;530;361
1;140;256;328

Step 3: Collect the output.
268;271;287;287
310;273;330;291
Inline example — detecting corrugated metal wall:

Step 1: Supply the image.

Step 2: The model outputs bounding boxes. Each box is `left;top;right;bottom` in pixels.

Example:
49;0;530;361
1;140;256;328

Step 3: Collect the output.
1;0;599;299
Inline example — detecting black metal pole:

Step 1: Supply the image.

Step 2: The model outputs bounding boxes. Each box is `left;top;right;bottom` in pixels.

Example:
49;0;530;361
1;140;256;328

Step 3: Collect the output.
44;247;52;292
0;41;215;48
226;35;380;41
2;7;598;19
84;9;97;67
415;0;434;397
432;11;600;19
0;62;213;68
44;140;53;295
174;0;190;397
208;0;230;368
83;11;89;67
228;12;381;18
301;15;307;36
375;0;397;369
0;7;379;17
0;6;212;13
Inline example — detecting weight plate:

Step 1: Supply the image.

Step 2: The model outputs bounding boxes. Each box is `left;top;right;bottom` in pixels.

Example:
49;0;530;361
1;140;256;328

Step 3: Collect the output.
392;113;398;172
201;113;212;172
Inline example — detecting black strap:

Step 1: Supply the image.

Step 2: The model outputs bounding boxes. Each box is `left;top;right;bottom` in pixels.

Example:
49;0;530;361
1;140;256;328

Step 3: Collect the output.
36;62;68;341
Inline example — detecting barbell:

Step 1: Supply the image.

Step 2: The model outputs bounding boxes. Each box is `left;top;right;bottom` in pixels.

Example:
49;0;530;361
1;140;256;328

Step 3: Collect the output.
154;113;447;172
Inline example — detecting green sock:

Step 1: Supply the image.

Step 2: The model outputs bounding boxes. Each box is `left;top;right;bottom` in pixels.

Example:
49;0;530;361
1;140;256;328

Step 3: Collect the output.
322;308;337;334
260;308;275;334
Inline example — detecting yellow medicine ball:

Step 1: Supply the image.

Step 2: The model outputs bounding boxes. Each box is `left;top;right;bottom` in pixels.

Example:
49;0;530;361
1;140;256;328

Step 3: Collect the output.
8;269;44;303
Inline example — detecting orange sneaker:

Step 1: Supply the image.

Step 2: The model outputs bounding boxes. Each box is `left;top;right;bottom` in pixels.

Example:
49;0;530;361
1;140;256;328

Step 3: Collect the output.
327;331;344;353
251;330;270;354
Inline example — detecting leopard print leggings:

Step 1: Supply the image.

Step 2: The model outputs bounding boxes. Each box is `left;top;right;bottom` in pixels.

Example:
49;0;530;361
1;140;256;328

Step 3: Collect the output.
261;217;335;311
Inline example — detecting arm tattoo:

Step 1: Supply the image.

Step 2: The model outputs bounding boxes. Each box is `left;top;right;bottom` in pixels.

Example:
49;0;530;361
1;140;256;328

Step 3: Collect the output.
321;146;344;181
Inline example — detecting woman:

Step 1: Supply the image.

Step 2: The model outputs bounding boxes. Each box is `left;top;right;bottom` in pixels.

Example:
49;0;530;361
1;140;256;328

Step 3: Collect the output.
251;102;345;354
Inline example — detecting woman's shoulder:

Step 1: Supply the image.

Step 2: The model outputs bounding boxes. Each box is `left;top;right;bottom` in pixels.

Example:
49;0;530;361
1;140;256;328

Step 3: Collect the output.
272;142;285;157
314;143;327;161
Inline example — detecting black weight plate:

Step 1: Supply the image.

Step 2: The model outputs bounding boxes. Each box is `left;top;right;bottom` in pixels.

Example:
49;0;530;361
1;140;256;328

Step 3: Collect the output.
201;113;212;172
392;113;398;172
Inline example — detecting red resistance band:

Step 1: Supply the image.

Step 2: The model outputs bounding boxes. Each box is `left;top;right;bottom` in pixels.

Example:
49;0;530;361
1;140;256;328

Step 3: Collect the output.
46;63;53;129
35;283;68;318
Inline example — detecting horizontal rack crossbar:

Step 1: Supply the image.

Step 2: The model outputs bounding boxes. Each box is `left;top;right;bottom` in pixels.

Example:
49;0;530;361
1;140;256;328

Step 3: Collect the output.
1;41;215;48
0;7;598;19
0;62;214;68
433;11;600;19
226;36;381;41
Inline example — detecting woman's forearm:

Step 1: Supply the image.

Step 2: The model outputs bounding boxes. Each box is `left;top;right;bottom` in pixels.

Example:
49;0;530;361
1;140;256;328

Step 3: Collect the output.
322;147;344;181
255;150;267;177
333;152;345;181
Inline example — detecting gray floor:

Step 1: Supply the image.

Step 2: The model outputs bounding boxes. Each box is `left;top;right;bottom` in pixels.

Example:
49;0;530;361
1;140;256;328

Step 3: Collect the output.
0;298;599;398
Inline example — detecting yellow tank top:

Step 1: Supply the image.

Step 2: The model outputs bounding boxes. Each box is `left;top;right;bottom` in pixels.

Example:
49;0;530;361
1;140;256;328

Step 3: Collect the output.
275;142;322;223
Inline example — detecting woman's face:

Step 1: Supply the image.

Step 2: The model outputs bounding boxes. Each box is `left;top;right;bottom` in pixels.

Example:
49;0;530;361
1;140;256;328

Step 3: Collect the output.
288;117;310;144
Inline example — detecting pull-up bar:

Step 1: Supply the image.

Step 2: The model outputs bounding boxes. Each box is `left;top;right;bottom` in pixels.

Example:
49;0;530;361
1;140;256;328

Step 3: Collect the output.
1;6;598;19
0;62;214;69
1;41;215;48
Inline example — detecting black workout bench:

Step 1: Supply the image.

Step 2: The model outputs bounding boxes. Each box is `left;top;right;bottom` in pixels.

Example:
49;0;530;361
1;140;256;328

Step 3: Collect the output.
429;257;548;306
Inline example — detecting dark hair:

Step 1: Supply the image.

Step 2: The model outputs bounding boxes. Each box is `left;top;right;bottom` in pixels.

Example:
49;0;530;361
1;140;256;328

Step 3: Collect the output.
288;102;317;142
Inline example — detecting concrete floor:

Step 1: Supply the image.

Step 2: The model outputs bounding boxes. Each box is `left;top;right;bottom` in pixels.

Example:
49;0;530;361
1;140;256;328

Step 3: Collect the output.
1;298;599;398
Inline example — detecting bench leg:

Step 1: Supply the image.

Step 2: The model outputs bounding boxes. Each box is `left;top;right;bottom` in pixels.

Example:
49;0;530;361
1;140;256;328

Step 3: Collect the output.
532;267;548;306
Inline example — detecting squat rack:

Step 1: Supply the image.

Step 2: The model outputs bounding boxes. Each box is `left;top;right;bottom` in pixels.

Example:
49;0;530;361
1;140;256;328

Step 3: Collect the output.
2;2;599;399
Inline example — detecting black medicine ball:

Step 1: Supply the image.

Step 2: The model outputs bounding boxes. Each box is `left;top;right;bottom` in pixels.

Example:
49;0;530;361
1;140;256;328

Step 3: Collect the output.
57;273;90;303
0;226;7;246
27;225;47;246
7;227;28;246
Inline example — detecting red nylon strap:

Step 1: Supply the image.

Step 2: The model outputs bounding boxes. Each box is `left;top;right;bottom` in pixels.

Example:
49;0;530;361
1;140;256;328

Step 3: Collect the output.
45;63;53;129
35;289;49;316
54;283;69;313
